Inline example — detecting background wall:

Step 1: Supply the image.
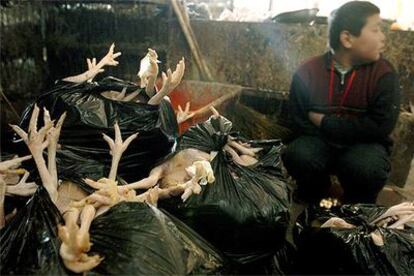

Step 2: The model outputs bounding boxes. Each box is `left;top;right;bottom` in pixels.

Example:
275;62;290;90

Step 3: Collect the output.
1;1;413;127
168;20;414;103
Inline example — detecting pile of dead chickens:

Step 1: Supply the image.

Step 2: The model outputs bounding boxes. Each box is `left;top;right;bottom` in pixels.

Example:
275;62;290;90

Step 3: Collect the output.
1;44;413;275
1;45;224;275
1;45;289;274
1;105;223;274
16;45;183;189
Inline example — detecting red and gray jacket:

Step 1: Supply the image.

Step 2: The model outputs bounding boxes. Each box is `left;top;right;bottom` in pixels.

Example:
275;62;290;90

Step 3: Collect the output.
287;51;400;148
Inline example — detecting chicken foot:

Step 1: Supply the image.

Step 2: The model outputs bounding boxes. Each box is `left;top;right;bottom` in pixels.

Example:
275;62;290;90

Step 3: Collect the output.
10;105;66;203
0;155;34;228
58;205;102;273
177;102;195;124
63;43;121;83
223;144;258;167
102;122;138;181
371;201;414;225
148;57;185;105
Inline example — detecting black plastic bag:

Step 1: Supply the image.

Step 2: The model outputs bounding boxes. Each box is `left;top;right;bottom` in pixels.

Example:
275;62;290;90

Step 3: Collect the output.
53;145;108;193
228;240;296;275
0;187;69;275
88;202;225;275
294;204;414;275
159;115;290;265
16;77;178;191
0;189;224;275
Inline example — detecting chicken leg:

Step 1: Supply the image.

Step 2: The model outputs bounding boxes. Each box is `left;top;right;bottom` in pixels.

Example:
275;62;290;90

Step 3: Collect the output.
102;122;138;181
10;105;66;203
63;43;121;83
59;206;103;273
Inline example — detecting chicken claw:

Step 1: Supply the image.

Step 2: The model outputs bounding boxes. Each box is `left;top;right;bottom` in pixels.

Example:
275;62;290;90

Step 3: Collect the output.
10;105;65;203
102;122;138;181
59;206;103;273
177;102;195;124
63;43;121;83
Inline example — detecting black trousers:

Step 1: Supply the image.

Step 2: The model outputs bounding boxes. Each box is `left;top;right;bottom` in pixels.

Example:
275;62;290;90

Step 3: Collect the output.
282;136;390;204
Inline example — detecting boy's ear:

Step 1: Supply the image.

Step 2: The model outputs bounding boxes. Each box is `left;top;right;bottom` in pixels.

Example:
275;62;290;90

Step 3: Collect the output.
339;30;354;49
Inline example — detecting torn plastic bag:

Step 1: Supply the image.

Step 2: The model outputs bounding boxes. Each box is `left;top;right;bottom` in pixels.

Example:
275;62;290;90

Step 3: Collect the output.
15;77;178;191
0;187;69;275
159;115;290;265
88;202;225;275
293;204;414;275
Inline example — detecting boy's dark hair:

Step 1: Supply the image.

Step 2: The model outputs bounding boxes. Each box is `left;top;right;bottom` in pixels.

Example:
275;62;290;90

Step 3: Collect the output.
328;1;380;50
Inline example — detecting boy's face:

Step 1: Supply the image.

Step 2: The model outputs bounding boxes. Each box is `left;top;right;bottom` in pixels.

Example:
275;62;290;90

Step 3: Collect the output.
349;14;385;64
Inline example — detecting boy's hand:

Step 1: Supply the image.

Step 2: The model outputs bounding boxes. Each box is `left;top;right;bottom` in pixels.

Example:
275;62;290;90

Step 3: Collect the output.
308;111;325;127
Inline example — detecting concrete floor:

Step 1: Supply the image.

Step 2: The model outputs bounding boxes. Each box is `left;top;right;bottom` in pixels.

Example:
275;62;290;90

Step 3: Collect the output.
377;158;414;206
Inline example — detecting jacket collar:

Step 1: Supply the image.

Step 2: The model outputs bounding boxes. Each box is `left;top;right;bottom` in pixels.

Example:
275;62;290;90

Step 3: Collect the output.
324;50;376;71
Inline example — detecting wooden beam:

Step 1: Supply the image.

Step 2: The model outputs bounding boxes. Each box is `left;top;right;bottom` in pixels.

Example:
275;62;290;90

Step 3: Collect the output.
171;0;213;81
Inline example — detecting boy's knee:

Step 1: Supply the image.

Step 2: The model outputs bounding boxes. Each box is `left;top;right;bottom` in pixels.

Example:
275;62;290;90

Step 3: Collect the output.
338;144;390;185
282;144;327;175
339;156;389;185
338;156;389;204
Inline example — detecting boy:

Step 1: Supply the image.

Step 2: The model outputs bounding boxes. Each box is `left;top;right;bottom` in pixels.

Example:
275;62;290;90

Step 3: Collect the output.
282;1;400;204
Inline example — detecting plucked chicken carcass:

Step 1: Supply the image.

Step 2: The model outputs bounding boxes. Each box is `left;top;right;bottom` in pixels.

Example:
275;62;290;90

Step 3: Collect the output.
119;148;215;204
71;121;216;207
117;108;265;206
